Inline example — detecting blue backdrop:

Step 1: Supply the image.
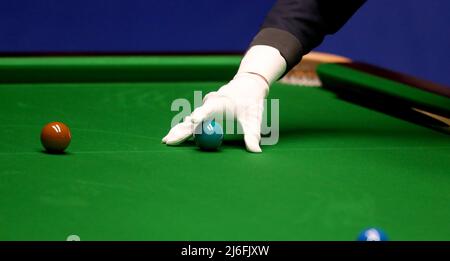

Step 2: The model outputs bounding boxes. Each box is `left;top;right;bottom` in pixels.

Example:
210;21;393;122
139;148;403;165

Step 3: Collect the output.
1;0;449;86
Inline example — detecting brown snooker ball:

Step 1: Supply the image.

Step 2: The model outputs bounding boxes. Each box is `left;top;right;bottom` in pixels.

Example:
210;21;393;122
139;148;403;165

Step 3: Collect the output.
40;122;71;153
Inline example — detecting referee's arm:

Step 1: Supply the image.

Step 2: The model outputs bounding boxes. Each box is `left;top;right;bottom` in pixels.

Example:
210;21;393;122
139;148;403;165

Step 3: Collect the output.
250;0;366;73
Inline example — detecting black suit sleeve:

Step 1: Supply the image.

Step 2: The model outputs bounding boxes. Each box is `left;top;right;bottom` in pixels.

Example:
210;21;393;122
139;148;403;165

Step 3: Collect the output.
250;0;366;72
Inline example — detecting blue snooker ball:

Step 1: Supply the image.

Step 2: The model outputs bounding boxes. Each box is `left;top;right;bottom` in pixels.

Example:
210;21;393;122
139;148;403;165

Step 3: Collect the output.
357;228;388;241
194;120;224;151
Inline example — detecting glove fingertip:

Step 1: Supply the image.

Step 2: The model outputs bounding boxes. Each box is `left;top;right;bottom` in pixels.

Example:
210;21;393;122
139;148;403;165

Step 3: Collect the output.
247;144;263;153
244;135;263;153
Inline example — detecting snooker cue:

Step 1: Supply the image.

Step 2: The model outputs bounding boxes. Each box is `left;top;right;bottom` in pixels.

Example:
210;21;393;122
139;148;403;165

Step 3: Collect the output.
280;51;450;131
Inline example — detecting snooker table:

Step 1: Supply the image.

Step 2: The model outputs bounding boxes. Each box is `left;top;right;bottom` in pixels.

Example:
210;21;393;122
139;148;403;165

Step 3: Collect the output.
0;55;449;241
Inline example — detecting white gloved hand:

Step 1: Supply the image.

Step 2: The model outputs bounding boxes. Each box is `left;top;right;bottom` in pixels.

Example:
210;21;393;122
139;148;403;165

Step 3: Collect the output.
162;45;287;153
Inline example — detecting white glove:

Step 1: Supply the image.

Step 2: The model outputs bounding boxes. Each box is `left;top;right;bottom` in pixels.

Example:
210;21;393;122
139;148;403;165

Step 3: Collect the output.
162;45;287;153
